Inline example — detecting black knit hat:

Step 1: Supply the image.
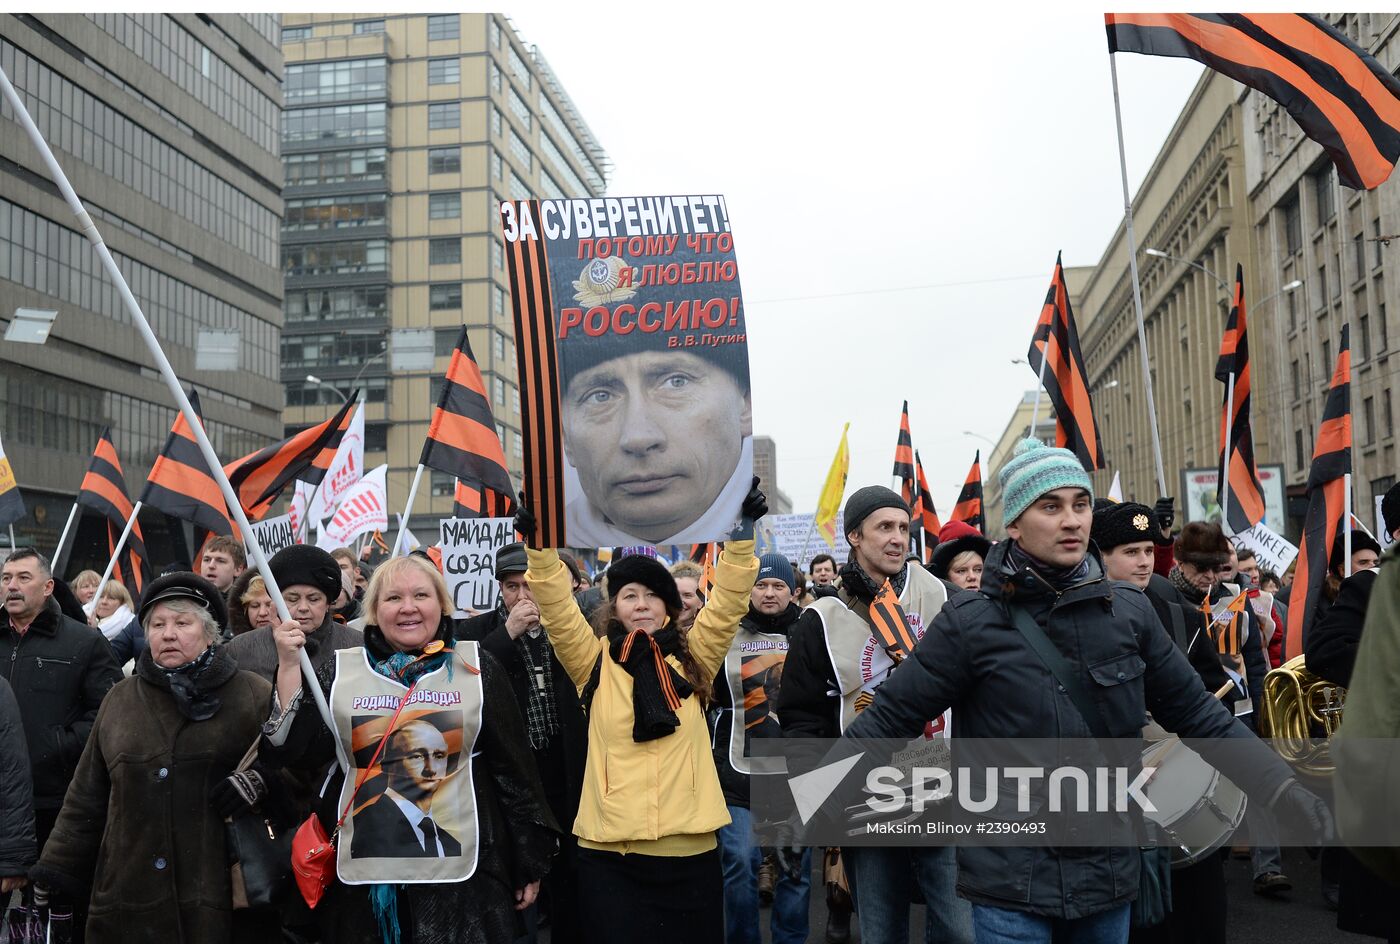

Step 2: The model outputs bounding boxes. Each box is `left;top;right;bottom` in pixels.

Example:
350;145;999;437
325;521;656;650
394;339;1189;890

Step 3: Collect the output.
605;553;683;616
138;571;229;634
843;486;911;538
1091;501;1158;551
269;545;342;600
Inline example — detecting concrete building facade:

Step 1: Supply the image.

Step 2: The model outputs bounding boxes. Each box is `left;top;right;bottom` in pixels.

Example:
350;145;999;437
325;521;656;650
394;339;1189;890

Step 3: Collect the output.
279;13;608;535
751;435;793;515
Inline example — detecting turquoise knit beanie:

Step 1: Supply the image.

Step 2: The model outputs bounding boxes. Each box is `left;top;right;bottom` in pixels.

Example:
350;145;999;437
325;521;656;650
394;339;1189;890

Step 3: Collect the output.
998;438;1094;526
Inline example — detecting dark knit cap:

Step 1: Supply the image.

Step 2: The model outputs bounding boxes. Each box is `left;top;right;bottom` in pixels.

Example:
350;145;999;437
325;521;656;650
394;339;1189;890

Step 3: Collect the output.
269;545;343;600
1383;482;1400;537
1091;501;1158;552
605;553;683;615
844;486;911;538
138;571;229;634
495;543;528;578
756;553;796;591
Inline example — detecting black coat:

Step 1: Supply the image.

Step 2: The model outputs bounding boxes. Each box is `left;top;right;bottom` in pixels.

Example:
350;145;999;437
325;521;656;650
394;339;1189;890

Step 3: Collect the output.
0;675;36;878
348;792;465;859
843;541;1296;920
456;607;587;832
0;597;122;810
1147;573;1267;720
1141;578;1231;693
1305;568;1376;687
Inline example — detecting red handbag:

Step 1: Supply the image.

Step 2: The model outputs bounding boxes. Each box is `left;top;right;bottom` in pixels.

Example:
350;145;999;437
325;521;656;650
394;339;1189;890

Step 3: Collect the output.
290;678;421;909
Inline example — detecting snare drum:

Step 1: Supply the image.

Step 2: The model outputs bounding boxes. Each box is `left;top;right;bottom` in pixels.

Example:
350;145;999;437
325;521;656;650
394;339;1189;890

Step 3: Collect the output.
1140;740;1247;866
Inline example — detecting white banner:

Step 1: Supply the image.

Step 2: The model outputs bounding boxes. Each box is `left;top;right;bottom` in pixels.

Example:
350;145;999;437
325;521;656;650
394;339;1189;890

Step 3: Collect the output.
311;401;365;524
1232;520;1299;576
320;465;388;548
754;513;851;571
248;513;296;558
439;517;516;618
1377;495;1395;550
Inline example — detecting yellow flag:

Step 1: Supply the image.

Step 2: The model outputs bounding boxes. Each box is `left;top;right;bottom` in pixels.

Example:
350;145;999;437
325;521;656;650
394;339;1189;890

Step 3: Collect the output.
815;423;850;548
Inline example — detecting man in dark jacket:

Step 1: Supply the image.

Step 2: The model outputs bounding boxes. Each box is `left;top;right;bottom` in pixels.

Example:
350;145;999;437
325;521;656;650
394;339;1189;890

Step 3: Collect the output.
0;675;36;894
457;543;586;943
0;547;121;855
843;439;1331;943
713;553;809;944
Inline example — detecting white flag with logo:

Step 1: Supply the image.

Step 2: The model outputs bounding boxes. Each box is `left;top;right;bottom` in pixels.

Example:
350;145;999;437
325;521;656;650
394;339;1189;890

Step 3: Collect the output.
288;480;314;543
319;464;387;548
310;401;365;524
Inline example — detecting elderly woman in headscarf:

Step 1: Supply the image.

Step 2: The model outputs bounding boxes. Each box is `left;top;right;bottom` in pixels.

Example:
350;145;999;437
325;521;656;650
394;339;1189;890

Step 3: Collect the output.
31;573;280;942
259;553;558;944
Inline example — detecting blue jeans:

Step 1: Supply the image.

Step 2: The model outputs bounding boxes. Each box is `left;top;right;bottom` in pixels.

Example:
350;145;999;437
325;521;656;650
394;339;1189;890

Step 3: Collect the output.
717;805;811;944
971;903;1131;944
845;845;972;944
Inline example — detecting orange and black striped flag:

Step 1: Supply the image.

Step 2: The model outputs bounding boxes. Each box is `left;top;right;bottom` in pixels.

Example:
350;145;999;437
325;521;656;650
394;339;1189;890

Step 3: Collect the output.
892;401;916;506
1028;252;1106;472
1284;325;1352;660
913;450;941;564
950;451;984;535
502;199;566;548
421;326;515;500
223;395;357;522
139;390;233;536
452;479;516;519
1106;14;1400;190
76;428;150;595
1215;264;1266;534
870;579;917;662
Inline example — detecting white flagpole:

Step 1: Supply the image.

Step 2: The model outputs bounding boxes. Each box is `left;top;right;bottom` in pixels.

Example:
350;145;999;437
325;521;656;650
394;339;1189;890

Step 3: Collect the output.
0;65;337;739
7;524;14;550
86;501;140;616
392;463;426;557
1029;352;1050;433
1108;52;1169;496
1221;373;1235;535
1344;473;1354;578
53;502;80;564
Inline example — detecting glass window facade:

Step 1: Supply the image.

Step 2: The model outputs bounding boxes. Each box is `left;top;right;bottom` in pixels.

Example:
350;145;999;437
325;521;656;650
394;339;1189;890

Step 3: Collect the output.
428;192;461;219
286;376;387;406
509;129;532;170
285;147;386;186
509;170;530;202
282;26;312;42
429;238;461;265
428;102;460;130
284;102;387;145
507;45;531;88
284;194;387;231
540;93;605;193
281;331;387;370
539;133;589;197
286;286;388;323
428;57;460;85
353;20;385;34
428;147;460;174
281;240;388;276
285;58;387;105
508;87;532;129
430;283;462;310
427;15;459;41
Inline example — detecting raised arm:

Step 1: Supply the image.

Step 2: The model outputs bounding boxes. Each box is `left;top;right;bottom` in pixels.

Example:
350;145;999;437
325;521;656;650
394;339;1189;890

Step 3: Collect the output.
686;538;759;677
527;547;605;690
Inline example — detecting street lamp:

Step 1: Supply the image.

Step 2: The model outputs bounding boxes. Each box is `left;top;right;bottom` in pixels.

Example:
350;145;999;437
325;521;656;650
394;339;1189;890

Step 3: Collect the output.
305;350;387;405
1255;279;1303;309
962;430;995;446
1144;247;1230;291
303;374;347;404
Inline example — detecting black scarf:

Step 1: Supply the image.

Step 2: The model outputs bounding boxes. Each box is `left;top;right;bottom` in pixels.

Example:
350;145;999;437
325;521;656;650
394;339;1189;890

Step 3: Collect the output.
1168;565;1207;604
838;559;907;602
606;622;693;742
137;644;233;721
1005;541;1092;590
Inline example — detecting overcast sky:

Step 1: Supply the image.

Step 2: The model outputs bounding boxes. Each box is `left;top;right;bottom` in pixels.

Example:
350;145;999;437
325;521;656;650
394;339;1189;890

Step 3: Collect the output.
516;5;1205;516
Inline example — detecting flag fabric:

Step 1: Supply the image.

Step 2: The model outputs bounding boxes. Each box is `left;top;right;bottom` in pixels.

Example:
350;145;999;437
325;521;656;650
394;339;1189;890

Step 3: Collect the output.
76;428;150;594
1028;252;1106;471
289;480;313;542
1106;13;1400;190
452;479;517;519
309;401;366;525
140;390;233;536
1283;326;1352;660
951;451;985;535
224;395;357;522
1215;264;1266;534
913;450;941;564
815;423;851;548
319;465;389;548
1107;472;1123;503
0;431;24;529
892;401;916;506
870;579;917;662
420;327;515;498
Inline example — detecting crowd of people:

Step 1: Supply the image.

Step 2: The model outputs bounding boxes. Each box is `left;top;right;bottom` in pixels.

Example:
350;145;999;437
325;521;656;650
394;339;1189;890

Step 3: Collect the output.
0;440;1395;944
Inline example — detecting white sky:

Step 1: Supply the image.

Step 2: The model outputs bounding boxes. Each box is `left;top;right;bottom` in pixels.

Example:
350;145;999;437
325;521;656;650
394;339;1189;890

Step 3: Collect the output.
512;4;1206;515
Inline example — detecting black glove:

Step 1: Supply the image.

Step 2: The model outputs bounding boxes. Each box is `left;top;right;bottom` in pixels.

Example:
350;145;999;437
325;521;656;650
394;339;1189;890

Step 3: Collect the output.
771;818;804;881
741;476;768;523
212;769;268;817
1153;497;1175;540
1269;778;1335;844
514;492;537;545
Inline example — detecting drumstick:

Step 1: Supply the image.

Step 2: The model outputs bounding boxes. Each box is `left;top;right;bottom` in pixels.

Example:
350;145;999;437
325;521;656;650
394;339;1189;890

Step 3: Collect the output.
1144;681;1240;769
1214;680;1236;700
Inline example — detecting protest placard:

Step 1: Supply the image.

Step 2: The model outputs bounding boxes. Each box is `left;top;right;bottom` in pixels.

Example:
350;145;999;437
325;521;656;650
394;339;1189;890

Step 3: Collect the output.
501;196;752;550
755;513;851;571
439;517;516;618
1181;464;1287;530
248;513;296;558
1232;520;1299;575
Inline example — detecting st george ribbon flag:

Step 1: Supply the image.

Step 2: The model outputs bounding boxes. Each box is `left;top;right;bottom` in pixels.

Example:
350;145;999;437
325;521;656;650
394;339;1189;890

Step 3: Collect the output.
1215;264;1266;534
77;428;150;594
951;451;985;535
1106;13;1400;189
420;327;516;500
140;390;233;536
892;401;916;507
453;480;516;519
224;395;357;521
1028;252;1106;472
914;451;941;563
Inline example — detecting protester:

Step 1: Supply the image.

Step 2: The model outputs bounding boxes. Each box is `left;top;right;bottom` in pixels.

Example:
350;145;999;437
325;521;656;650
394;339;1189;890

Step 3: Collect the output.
332;569;362;624
778;486;969;944
200;535;248;594
841;439;1332;944
712;552;811;944
522;480;765;944
1259;570;1282;595
670;559;706;632
70;570;101;608
222;544;362;683
90;579;132;638
0;675;36;896
31;573;279;942
1318;532;1383;632
558;550;590;592
457;543;587;943
927;519;992;591
809;553;839;600
261;553;557;943
1235;547;1286;670
228;569;278;638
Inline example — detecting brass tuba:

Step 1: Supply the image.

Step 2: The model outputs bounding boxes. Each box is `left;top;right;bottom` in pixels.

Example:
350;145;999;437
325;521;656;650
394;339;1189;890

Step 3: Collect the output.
1262;655;1346;779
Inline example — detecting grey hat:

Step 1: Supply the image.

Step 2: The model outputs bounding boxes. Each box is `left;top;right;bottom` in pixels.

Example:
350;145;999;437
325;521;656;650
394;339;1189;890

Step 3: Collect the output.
495;543;528;579
843;486;911;538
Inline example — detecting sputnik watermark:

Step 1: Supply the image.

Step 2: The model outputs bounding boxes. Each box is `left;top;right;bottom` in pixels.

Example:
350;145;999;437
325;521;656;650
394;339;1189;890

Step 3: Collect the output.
860;764;1158;815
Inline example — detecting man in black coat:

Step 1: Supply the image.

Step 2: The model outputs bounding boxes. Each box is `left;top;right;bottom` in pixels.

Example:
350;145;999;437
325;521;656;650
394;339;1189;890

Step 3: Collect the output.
0;548;121;853
841;440;1331;942
456;543;586;942
0;675;36;894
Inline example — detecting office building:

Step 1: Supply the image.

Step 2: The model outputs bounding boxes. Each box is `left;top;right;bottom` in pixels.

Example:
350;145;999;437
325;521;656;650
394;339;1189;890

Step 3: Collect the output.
751;435;793;515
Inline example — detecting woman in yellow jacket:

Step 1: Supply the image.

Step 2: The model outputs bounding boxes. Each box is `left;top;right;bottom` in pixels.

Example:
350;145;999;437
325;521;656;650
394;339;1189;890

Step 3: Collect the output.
519;484;765;944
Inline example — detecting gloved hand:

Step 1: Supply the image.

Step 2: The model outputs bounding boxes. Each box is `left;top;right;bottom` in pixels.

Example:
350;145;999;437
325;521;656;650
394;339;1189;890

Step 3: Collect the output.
772;818;804;881
514;492;537;545
1153;497;1175;542
212;769;269;817
1270;778;1335;843
741;476;768;523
